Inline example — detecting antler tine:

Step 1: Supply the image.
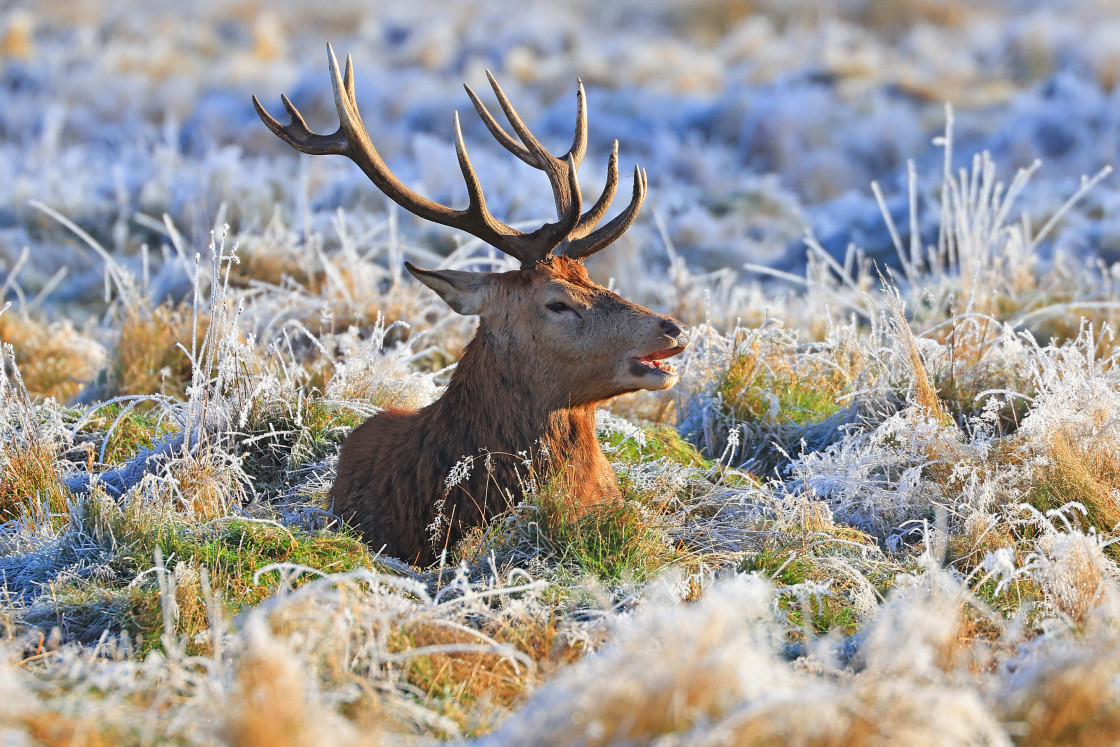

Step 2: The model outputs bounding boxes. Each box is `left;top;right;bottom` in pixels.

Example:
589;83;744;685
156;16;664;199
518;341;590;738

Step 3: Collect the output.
465;74;572;218
569;79;588;165
563;166;646;260
342;51;356;101
252;92;348;155
326;46;364;144
468;72;599;228
568;140;619;241
465;76;588;169
484;71;553;166
450;111;549;266
464;83;534;166
316;46;500;233
452;112;488;212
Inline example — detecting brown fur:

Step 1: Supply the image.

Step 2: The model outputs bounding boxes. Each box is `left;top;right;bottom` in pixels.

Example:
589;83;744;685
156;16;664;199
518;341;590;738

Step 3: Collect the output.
330;257;687;566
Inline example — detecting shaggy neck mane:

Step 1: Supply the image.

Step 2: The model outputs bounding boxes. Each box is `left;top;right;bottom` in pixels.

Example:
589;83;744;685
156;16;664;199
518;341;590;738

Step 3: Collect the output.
428;326;602;482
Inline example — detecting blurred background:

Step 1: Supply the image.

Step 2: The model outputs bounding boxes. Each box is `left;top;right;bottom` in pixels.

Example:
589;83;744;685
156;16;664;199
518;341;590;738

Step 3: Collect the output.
4;0;1120;321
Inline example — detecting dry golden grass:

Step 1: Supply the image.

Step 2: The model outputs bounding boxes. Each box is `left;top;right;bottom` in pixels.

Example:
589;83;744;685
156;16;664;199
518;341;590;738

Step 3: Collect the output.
888;301;952;425
0;11;34;60
112;304;208;398
0;441;70;522
229;245;324;293
0;313;104;402
1035;532;1107;626
165;447;239;519
226;644;314;747
168;562;210;649
861;0;973;32
223;623;384;747
1012;283;1120;353
1009;664;1120;747
391;612;582;734
19;714;113;747
719;330;858;427
702;704;879;747
1033;426;1120;535
947;510;1017;575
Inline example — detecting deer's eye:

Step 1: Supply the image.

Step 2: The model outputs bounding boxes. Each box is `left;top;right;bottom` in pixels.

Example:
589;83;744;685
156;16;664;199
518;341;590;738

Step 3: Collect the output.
546;301;573;314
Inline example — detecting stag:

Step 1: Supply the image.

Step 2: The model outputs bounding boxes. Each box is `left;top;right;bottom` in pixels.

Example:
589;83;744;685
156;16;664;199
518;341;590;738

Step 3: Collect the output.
254;46;689;565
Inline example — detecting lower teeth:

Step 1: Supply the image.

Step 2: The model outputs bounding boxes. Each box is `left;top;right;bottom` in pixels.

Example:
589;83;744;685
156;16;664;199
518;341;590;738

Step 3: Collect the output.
638;358;676;373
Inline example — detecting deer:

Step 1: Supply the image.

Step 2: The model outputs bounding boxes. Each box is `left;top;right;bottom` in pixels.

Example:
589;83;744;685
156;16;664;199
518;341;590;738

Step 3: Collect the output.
254;46;689;566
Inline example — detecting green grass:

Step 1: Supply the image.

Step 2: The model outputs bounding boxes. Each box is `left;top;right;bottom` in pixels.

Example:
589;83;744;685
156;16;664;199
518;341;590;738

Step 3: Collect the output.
740;542;895;637
156;520;374;599
740;545;813;585
779;592;861;636
502;459;682;583
240;397;366;491
39;509;377;655
536;497;677;582
77;402;174;465
742;545;860;636
603;424;713;468
971;576;1046;622
718;349;845;427
288;398;366;459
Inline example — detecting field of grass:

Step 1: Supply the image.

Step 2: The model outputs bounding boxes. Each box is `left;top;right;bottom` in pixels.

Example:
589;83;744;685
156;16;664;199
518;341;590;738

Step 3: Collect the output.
5;0;1120;744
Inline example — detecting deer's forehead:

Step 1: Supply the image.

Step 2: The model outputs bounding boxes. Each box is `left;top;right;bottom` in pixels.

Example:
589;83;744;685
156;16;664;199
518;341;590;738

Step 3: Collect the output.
498;265;603;297
498;277;601;304
543;279;601;301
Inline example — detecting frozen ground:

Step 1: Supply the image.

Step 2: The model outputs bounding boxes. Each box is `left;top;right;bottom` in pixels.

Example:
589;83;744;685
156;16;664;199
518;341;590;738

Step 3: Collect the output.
2;0;1120;744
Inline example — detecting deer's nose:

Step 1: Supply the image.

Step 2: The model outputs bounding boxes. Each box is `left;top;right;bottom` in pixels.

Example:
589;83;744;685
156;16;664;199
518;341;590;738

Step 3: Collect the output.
661;318;686;341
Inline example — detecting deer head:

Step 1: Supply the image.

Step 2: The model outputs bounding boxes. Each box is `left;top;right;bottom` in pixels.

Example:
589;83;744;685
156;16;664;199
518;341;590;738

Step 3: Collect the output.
407;257;687;409
254;45;688;409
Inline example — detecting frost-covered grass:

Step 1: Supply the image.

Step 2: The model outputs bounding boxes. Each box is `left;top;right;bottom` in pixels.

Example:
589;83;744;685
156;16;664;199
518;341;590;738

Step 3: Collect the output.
6;0;1120;744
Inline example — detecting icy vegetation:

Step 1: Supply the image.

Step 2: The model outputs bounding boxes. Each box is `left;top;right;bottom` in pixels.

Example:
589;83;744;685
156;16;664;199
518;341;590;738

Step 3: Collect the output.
4;0;1120;743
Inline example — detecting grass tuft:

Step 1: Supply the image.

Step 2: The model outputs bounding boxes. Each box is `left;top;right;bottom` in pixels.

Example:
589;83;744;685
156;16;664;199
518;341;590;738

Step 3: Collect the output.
39;512;377;654
111;304;209;398
0;313;104;402
0;441;70;522
602;423;712;468
1028;426;1120;535
521;475;679;583
718;340;847;428
390;613;579;737
76;402;175;465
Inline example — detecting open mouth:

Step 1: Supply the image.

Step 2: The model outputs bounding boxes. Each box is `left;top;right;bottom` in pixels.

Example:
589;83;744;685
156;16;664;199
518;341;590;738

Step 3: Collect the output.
631;345;687;376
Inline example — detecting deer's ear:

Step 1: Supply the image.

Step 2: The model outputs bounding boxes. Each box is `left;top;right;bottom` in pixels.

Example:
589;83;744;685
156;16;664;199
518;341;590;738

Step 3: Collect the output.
405;262;492;316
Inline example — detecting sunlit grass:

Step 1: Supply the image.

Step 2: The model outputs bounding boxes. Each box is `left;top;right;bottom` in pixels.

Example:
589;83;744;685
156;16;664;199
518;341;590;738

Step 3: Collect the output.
0;312;103;402
41;511;376;655
111;304;208;398
0;440;70;523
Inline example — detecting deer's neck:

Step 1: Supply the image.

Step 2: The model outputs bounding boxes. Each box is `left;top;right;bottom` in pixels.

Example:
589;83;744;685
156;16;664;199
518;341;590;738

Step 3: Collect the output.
429;330;601;471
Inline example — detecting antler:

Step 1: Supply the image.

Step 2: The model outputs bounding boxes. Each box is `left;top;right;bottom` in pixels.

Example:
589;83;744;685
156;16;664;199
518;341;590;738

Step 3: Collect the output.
254;45;645;267
464;72;646;260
